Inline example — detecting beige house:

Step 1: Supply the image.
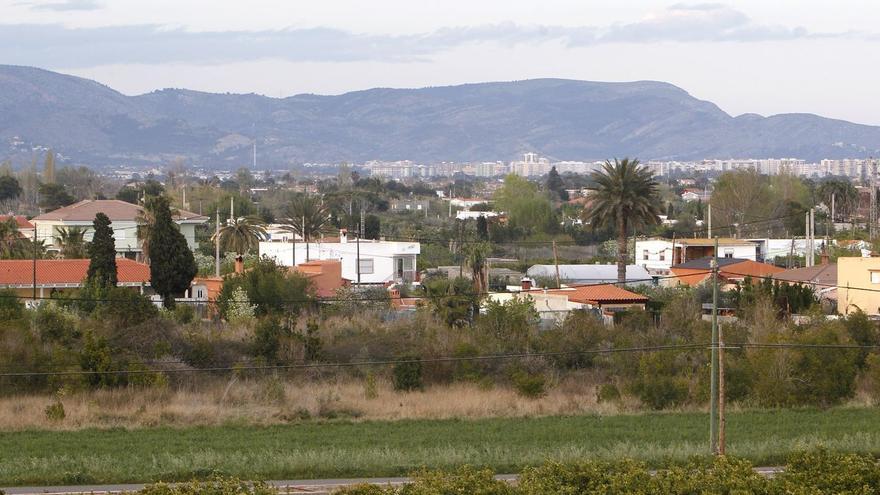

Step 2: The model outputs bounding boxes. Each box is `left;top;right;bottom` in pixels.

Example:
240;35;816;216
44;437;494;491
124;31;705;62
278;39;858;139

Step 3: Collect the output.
32;200;208;259
837;257;880;315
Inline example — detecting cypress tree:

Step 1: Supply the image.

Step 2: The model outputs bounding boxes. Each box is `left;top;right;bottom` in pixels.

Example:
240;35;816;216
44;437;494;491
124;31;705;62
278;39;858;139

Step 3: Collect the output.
147;195;197;308
87;212;117;287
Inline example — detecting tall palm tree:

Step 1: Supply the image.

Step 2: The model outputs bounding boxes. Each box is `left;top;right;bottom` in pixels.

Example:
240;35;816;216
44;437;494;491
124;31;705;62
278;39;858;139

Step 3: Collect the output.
464;241;491;295
282;195;331;261
57;226;89;259
0;218;26;259
583;158;661;283
213;215;267;257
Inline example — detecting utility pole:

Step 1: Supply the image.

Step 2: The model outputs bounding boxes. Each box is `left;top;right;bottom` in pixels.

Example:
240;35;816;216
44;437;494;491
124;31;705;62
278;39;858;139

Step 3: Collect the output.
810;208;815;267
718;312;726;456
707;204;712;238
805;211;811;267
552;240;561;289
356;232;361;285
32;221;37;302
214;211;220;278
709;236;719;454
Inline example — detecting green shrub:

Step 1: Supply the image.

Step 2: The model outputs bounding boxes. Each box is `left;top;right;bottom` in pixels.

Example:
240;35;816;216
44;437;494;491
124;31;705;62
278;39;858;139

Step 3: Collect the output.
335;484;389;495
300;319;322;362
364;372;378;399
0;288;25;320
44;393;66;422
393;357;423;391
401;466;515;495
138;477;276;495
510;369;546;398
519;459;651;494
172;304;196;324
864;353;880;402
36;302;80;345
93;286;159;328
252;316;290;364
630;352;689;409
596;383;621;403
778;448;880;494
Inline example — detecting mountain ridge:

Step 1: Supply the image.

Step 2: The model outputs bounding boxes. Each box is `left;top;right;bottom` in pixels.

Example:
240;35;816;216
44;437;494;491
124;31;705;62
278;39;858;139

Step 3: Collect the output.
0;65;878;167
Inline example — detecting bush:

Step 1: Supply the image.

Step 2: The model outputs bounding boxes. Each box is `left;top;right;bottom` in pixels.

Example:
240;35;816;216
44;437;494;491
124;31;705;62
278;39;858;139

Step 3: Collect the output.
36;302;80;345
510;369;546;398
218;258;313;317
0;288;24;320
393;357;423;391
252;317;291;364
138;477;276;495
44;389;66;422
172;304;196;324
596;383;621;403
93;286;159;328
630;352;689;409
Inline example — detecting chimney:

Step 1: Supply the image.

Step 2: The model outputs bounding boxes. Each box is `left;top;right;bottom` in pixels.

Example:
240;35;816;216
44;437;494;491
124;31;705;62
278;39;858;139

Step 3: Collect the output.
820;249;830;266
520;277;533;291
234;255;244;274
340;228;348;243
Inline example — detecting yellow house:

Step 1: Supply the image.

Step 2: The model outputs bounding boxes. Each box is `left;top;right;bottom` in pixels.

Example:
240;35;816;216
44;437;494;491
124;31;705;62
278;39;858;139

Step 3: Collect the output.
837;257;880;315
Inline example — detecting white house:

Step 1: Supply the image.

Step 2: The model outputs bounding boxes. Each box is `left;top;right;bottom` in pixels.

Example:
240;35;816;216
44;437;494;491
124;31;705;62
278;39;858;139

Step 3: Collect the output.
31;199;208;258
635;238;762;271
455;211;499;220
635;239;675;270
260;237;420;285
526;264;653;286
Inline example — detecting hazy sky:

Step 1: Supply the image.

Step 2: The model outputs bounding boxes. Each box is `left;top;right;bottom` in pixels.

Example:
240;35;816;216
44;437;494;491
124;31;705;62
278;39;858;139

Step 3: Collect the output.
2;0;879;124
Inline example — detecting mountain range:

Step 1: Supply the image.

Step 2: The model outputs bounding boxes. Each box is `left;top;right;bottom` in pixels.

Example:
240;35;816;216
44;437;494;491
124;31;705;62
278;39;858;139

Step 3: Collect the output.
1;65;879;168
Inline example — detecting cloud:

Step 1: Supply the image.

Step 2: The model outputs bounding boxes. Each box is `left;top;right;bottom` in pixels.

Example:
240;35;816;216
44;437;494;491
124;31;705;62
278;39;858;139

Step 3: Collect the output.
0;4;853;69
15;0;102;11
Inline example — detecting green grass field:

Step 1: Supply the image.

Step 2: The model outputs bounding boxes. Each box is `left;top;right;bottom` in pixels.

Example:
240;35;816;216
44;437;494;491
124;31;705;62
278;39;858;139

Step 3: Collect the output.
2;407;880;486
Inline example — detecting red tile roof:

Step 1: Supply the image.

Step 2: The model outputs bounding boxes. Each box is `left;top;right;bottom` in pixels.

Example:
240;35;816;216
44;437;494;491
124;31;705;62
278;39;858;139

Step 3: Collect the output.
0;215;34;230
0;258;150;287
32;200;207;223
531;284;649;304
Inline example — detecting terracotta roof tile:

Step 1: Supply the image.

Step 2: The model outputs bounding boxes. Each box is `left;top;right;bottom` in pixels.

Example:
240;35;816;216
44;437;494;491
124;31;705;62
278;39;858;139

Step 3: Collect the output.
531;284;649;304
0;258;150;287
0;215;34;229
32;200;207;223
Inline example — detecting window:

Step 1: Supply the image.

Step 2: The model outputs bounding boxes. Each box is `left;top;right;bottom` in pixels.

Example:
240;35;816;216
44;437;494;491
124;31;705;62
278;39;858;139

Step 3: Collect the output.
871;271;880;284
358;258;374;274
659;250;666;261
643;249;649;260
724;248;734;259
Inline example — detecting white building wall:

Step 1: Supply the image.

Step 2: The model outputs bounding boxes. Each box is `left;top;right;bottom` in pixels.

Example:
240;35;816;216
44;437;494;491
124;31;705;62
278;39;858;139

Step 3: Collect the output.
635;240;674;270
260;240;420;284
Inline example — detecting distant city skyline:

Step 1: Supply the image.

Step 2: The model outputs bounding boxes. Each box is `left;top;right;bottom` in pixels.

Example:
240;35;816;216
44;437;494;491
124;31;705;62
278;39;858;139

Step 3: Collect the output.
1;1;879;124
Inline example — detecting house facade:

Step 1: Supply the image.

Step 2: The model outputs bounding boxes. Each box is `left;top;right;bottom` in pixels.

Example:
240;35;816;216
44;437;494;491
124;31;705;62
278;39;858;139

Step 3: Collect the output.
31;200;208;258
838;257;880;315
259;237;420;285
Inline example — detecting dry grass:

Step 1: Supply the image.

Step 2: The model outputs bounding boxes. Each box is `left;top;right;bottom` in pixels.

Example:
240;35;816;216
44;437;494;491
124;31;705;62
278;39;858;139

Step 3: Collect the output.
0;374;641;431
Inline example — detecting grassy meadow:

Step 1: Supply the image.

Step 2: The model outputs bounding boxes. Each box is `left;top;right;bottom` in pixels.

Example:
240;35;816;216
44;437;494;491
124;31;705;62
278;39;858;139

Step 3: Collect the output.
2;407;880;486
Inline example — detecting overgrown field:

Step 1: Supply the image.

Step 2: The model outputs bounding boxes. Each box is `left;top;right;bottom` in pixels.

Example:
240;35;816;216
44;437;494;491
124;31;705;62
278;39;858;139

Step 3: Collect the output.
2;408;880;486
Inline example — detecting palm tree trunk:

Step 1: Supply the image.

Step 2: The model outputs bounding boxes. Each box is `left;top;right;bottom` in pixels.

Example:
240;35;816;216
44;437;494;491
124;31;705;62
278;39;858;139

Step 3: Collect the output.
617;213;627;284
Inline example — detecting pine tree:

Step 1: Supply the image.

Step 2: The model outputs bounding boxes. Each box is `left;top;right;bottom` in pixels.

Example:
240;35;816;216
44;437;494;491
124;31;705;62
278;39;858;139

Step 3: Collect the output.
87;213;117;287
546;166;569;201
146;196;197;308
364;214;380;239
